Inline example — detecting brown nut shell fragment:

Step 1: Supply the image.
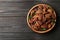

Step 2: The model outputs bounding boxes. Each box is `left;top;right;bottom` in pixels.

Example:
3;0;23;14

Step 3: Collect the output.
32;25;38;31
36;9;43;14
38;5;43;9
43;8;47;14
45;13;51;19
35;21;40;27
33;14;43;21
48;23;52;28
30;10;35;16
36;21;42;25
41;24;48;29
52;12;56;19
32;17;37;22
46;20;51;24
42;16;46;22
29;19;33;24
32;22;41;31
47;9;53;13
38;14;43;21
43;4;48;9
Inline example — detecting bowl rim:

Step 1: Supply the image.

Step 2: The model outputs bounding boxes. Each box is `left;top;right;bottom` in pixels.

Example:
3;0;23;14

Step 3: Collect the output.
27;4;56;33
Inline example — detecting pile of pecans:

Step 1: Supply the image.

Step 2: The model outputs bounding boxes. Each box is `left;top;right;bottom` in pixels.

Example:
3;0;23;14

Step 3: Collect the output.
28;4;56;31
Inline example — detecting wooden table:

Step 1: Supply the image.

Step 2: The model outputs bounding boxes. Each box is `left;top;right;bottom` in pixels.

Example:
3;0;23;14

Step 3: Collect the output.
0;0;60;40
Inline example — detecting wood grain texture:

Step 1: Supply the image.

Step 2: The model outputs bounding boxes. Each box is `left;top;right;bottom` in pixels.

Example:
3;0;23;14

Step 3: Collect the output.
0;0;59;40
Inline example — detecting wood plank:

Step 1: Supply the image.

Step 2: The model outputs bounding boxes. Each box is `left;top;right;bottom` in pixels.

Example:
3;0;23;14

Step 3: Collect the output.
0;0;34;1
0;1;35;16
0;17;32;32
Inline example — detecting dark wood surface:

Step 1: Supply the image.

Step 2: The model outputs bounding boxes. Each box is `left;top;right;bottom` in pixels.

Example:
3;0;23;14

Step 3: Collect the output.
0;0;60;40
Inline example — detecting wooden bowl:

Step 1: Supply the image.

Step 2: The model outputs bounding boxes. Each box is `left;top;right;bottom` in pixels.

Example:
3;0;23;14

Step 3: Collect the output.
27;4;56;33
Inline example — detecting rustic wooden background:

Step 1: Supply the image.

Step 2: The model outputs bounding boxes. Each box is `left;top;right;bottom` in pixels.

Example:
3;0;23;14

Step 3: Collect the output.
0;0;60;40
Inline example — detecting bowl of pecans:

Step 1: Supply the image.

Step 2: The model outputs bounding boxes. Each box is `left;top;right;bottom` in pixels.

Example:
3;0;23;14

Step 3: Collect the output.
27;4;56;33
